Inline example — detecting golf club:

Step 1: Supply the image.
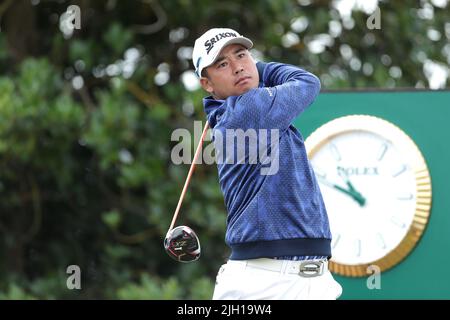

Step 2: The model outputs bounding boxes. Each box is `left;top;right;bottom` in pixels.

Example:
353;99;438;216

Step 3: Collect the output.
164;121;210;263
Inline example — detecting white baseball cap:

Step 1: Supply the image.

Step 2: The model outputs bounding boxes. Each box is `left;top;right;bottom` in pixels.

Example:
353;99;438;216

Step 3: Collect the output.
192;28;253;77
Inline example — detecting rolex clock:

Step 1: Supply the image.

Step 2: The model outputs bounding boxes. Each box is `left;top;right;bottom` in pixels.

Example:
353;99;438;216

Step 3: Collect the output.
305;115;432;277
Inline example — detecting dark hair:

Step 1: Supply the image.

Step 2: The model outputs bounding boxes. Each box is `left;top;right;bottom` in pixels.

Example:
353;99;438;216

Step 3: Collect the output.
201;69;209;78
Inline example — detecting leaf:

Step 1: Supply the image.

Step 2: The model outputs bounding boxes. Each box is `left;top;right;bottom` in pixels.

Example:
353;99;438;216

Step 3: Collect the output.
102;210;122;229
103;23;134;56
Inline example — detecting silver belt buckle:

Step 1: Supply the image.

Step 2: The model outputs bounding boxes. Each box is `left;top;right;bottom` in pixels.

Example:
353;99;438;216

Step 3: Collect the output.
298;260;324;278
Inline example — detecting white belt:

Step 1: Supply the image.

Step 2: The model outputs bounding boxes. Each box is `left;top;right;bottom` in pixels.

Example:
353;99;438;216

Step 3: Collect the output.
244;258;327;277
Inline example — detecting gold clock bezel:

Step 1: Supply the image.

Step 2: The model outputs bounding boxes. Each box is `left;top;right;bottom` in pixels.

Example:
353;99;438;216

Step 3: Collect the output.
305;115;432;277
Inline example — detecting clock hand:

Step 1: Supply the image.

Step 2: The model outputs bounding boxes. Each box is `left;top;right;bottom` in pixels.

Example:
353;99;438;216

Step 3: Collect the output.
317;176;366;207
336;184;366;207
336;167;366;207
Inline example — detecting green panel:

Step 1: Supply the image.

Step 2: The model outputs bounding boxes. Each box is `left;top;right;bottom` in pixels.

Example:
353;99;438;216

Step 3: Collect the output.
294;90;450;299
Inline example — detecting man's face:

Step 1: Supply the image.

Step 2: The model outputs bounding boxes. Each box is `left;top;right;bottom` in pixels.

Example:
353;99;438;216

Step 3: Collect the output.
200;44;259;100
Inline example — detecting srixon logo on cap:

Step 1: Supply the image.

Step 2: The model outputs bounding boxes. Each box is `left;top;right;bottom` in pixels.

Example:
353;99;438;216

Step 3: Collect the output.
204;32;237;54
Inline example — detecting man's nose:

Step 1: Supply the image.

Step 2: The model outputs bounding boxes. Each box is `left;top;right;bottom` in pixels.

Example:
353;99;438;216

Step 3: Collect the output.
231;61;244;74
234;67;244;75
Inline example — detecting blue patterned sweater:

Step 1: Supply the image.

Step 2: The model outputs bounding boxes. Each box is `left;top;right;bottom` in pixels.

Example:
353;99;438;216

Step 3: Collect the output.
203;62;331;260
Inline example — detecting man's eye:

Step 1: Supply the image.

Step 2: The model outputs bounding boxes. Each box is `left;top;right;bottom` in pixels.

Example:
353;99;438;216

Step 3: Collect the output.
218;62;227;68
238;53;246;58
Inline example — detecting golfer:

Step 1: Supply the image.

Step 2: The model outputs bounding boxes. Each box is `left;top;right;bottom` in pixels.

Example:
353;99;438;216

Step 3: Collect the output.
193;27;342;300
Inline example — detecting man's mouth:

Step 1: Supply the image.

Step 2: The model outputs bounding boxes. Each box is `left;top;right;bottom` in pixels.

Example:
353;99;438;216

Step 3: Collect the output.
235;76;251;86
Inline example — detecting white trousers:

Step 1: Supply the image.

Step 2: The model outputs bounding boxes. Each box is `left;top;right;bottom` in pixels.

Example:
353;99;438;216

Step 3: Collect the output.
213;259;343;300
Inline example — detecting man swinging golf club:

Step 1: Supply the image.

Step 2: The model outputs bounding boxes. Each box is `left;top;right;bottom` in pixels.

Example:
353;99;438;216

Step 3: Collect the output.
165;26;344;298
188;27;343;300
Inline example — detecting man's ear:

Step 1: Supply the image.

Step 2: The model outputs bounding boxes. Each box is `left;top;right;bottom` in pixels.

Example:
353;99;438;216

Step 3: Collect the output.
200;77;214;94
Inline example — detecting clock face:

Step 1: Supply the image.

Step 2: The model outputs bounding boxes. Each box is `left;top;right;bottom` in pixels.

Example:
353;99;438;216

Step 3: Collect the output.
305;115;432;277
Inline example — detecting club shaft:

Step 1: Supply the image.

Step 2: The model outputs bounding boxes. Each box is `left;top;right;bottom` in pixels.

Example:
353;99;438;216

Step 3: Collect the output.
168;121;210;232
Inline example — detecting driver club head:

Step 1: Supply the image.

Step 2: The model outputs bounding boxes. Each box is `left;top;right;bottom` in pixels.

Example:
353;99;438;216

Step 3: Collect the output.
164;226;201;263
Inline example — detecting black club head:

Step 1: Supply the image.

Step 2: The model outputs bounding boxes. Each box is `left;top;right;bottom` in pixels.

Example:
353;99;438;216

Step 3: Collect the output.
164;226;201;263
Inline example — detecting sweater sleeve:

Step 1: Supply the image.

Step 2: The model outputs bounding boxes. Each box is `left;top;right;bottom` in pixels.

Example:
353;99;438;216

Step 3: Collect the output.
226;62;321;131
